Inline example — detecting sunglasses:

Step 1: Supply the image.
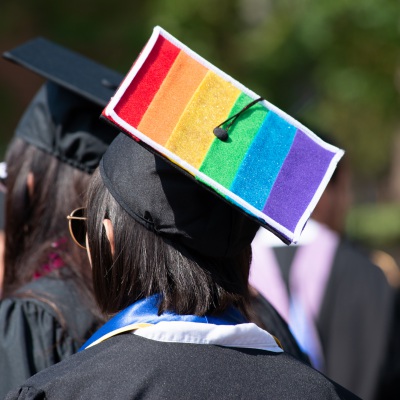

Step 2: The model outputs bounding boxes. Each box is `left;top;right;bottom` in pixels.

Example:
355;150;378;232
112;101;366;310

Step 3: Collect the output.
67;207;87;249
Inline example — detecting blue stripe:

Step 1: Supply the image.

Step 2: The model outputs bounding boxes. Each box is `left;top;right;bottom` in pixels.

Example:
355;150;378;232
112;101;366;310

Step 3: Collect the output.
230;112;297;210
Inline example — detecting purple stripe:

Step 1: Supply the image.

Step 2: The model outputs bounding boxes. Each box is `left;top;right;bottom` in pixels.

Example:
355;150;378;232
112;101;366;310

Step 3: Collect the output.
263;130;336;232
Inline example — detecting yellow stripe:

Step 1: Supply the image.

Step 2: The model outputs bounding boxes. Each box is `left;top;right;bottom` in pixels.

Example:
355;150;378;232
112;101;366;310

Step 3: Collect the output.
85;323;153;349
165;71;241;169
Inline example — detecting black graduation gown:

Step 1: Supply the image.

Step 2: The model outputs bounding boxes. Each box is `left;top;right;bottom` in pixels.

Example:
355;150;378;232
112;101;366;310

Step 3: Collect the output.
316;240;395;399
0;272;100;398
272;239;396;400
5;332;360;400
374;288;400;400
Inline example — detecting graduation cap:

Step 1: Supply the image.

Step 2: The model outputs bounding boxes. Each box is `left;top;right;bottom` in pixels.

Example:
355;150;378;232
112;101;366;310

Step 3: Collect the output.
3;37;123;173
101;26;344;246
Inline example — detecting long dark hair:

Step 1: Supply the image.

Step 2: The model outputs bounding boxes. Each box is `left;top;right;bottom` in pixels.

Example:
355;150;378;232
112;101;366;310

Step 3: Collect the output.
2;137;93;302
87;169;252;318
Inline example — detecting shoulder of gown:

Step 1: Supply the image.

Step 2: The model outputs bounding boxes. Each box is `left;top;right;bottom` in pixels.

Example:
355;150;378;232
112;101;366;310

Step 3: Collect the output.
5;332;361;400
0;272;99;398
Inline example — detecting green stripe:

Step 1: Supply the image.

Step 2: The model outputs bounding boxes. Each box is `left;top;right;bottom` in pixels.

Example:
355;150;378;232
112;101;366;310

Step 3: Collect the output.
199;93;268;189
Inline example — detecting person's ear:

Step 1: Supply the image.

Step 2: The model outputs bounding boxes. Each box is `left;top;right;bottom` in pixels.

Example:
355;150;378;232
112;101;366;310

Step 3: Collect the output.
27;172;34;199
103;219;115;257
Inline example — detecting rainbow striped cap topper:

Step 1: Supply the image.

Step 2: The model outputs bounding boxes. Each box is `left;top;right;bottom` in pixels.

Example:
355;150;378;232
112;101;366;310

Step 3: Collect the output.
103;26;344;245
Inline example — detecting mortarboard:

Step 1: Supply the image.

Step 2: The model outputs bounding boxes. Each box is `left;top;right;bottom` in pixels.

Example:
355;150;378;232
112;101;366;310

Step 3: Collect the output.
102;26;344;245
101;133;260;258
3;38;123;173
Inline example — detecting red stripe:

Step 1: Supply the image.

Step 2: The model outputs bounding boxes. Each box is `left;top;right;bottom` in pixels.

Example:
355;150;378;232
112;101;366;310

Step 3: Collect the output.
114;35;180;128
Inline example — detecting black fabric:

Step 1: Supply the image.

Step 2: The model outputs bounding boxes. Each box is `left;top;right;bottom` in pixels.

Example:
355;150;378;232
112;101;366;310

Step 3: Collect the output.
100;133;260;257
6;333;360;400
316;239;396;400
273;245;297;291
250;292;310;365
375;289;400;400
0;272;100;399
3;37;123;108
15;82;117;173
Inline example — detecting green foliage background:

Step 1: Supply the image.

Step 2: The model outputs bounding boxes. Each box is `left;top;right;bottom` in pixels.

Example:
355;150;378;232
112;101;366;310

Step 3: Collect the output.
0;0;400;249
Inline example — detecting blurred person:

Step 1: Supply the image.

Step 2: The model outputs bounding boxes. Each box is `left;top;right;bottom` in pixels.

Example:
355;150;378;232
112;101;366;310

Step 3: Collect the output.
370;248;400;288
6;28;358;399
0;38;122;397
250;140;397;400
249;286;310;364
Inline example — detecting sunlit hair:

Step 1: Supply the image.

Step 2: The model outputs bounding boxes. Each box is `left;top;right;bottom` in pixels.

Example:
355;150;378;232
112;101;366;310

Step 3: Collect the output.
86;169;252;317
2;137;93;301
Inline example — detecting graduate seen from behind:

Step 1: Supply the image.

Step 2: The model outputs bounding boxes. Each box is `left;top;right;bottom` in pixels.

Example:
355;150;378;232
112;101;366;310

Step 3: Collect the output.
7;27;359;399
0;38;122;397
250;137;397;400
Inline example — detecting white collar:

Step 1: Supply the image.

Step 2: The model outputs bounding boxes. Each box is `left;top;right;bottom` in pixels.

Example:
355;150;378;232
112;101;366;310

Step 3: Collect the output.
134;321;283;353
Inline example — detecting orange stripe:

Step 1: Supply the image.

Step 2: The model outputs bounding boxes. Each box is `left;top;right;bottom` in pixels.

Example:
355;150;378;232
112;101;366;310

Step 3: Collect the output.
138;51;208;146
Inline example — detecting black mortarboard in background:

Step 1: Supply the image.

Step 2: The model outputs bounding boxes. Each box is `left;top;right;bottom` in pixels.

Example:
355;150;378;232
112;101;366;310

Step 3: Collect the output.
3;37;123;173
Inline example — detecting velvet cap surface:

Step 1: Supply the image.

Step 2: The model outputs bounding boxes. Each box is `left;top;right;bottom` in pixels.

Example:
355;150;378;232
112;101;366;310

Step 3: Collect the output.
100;133;260;257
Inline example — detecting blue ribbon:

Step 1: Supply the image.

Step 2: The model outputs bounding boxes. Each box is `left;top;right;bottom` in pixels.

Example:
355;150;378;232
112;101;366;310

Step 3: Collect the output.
80;295;247;350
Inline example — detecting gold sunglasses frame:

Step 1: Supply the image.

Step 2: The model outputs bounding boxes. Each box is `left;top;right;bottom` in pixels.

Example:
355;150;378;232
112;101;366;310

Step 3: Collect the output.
67;207;87;249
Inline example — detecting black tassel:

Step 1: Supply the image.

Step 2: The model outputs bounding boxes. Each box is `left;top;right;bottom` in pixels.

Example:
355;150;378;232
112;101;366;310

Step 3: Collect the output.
213;97;264;141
